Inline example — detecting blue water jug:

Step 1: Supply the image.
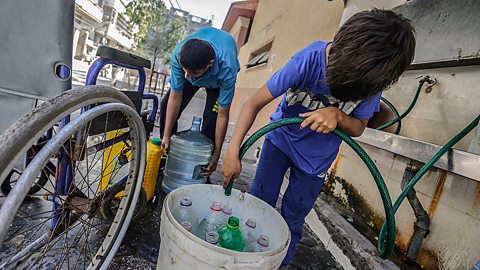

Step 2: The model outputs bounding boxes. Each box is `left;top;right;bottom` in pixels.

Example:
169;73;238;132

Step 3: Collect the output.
162;117;214;193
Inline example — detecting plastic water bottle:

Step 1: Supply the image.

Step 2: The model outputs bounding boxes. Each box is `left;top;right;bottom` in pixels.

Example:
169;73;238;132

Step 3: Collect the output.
172;197;197;229
205;231;219;246
246;235;269;252
241;218;257;247
218;216;245;252
220;205;233;227
162;117;214;193
195;202;223;239
180;221;192;233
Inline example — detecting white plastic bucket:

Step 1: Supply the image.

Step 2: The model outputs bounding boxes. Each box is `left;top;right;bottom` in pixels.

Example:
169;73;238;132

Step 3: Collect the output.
157;184;291;270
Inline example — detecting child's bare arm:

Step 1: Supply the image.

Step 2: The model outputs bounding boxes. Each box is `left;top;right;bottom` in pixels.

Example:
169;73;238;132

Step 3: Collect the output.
299;107;368;137
221;84;275;188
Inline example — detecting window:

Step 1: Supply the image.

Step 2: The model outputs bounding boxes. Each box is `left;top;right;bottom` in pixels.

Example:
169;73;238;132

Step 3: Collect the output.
191;16;203;23
246;41;273;69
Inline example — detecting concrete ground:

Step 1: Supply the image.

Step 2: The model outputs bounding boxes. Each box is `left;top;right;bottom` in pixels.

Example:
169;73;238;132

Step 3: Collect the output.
107;89;343;269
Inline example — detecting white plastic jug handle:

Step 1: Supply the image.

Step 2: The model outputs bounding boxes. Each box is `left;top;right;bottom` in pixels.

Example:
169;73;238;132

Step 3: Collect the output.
192;163;209;179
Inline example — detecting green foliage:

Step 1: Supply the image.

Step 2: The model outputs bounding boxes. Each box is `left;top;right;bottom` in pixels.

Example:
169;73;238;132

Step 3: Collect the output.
148;16;187;64
125;0;187;65
125;0;166;46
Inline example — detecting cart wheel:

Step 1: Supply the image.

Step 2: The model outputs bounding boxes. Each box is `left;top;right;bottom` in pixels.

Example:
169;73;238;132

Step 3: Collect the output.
0;86;146;270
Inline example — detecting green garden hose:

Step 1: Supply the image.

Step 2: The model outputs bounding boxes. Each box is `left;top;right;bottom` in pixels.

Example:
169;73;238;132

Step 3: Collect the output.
376;77;427;131
224;117;396;257
380;97;402;134
224;114;480;259
378;113;480;249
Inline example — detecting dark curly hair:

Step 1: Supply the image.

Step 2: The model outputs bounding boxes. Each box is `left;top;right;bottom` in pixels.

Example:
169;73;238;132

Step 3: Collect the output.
327;9;416;102
179;38;215;71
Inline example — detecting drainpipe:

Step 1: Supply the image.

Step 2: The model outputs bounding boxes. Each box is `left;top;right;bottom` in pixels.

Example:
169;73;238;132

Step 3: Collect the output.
401;162;431;262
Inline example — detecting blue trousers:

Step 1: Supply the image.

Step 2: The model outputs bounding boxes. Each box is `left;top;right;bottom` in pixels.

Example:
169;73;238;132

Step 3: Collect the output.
250;139;325;265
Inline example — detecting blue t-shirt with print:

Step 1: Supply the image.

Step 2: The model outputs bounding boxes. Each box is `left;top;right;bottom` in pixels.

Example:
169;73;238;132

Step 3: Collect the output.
265;41;381;175
170;27;240;107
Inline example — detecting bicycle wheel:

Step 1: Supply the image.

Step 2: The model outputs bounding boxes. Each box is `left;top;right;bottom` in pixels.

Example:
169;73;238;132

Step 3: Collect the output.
0;86;146;270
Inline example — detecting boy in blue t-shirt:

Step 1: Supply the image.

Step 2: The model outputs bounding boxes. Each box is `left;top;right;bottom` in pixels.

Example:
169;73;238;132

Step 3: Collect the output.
160;27;240;177
222;9;415;264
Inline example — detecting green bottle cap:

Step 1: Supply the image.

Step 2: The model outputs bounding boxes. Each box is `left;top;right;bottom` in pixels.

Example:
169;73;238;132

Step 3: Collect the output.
227;216;240;229
150;138;162;146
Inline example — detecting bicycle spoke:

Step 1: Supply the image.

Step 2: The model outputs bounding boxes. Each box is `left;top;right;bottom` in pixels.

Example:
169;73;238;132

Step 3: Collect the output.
56;217;89;270
70;118;94;198
58;143;98;198
25;209;76;266
31;221;82;268
58;214;72;270
77;215;96;269
75;144;131;200
5;211;58;248
76;134;130;198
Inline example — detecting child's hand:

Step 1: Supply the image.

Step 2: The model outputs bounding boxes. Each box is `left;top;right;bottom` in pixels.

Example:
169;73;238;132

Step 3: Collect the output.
299;107;343;134
161;136;170;152
221;151;242;189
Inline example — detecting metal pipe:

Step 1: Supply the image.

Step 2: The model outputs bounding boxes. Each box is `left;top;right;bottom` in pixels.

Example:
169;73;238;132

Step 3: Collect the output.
401;163;430;261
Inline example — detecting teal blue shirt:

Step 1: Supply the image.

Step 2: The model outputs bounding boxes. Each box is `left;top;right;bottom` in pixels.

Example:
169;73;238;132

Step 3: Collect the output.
170;27;240;107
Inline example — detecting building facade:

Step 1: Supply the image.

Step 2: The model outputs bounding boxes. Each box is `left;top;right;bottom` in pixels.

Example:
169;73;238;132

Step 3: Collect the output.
73;0;136;74
168;7;213;36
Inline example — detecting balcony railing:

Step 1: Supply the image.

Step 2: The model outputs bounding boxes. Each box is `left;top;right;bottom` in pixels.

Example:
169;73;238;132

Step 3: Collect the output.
106;24;134;48
75;0;104;23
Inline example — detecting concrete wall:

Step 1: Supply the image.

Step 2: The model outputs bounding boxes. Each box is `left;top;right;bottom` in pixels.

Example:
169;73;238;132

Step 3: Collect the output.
331;2;480;268
229;0;344;133
383;67;480;151
332;139;480;269
330;64;480;269
340;0;406;25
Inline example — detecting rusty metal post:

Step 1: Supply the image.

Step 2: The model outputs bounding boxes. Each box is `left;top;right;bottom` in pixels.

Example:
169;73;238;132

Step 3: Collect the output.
153;71;160;93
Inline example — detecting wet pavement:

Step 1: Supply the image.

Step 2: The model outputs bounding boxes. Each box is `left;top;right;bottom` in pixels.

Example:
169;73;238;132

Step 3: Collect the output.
107;89;342;269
